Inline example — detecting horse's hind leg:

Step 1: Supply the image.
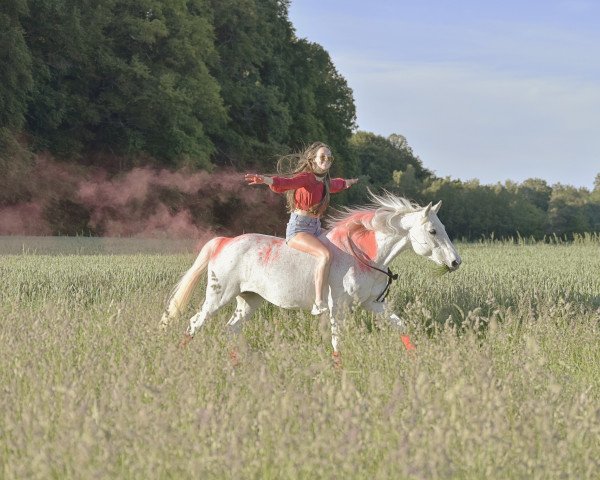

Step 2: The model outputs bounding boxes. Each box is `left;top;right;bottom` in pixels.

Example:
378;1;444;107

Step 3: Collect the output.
186;288;238;337
180;296;223;348
185;302;212;337
224;293;264;365
226;293;264;335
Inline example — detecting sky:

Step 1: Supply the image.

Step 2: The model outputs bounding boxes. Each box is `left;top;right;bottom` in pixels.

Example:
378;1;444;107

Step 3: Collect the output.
288;0;600;189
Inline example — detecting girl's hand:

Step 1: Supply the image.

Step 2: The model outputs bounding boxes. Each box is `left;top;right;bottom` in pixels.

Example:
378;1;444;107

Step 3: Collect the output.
245;173;265;185
346;178;359;187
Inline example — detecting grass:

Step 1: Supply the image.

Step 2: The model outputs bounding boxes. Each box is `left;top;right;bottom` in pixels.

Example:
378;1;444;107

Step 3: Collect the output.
1;236;599;479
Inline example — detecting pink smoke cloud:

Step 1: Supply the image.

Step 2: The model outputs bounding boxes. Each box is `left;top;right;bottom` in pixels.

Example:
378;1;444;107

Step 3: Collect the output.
0;154;287;239
0;202;52;235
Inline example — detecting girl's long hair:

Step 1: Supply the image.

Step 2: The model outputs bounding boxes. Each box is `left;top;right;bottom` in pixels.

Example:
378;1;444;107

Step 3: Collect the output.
276;142;331;215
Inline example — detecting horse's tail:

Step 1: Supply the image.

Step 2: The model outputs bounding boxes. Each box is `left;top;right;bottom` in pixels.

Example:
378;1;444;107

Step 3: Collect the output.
159;237;220;330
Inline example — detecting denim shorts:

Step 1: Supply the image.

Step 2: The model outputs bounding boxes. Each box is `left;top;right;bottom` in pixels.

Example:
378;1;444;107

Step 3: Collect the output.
285;212;322;243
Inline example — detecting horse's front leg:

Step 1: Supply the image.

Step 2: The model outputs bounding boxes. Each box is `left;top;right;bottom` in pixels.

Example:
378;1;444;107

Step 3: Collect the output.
328;299;347;368
363;301;405;330
330;311;342;368
363;301;415;351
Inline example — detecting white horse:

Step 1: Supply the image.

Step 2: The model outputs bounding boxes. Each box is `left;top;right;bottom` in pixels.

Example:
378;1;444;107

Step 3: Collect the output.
160;192;461;357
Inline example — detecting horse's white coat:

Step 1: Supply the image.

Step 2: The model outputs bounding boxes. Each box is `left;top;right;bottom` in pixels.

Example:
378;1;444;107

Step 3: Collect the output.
160;192;461;352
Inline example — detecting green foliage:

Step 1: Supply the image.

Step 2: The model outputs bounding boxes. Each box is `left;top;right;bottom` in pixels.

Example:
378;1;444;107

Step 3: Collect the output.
206;0;292;164
0;0;32;131
517;177;552;211
393;164;421;199
5;0;356;173
347;132;599;239
0;0;34;194
22;0;226;167
206;0;356;173
422;177;548;239
0;0;35;203
547;184;592;234
350;131;430;190
290;40;356;156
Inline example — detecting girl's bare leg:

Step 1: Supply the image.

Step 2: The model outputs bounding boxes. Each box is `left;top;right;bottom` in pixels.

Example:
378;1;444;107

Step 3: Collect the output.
287;232;331;307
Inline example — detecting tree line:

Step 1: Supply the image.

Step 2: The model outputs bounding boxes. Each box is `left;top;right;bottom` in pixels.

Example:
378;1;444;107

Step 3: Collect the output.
346;132;600;239
1;0;356;168
1;0;598;239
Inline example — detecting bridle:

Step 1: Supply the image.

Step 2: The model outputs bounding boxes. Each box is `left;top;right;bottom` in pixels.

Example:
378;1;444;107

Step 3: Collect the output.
346;234;398;302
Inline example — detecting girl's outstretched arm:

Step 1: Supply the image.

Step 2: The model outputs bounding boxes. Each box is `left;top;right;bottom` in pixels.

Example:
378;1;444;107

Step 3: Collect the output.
246;172;312;193
330;177;359;193
245;173;273;185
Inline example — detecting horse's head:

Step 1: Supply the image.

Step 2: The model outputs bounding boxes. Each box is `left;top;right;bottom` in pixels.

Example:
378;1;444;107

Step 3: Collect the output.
403;201;461;271
327;191;461;271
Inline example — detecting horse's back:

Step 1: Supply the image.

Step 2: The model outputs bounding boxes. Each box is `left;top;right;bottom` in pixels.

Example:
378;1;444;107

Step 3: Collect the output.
207;233;318;308
209;233;287;264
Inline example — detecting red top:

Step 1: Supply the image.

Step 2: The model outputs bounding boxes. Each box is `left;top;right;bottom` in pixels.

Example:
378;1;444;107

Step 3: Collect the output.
269;172;349;211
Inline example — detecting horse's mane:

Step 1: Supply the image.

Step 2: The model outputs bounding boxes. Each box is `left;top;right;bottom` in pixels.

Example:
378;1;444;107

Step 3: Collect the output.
325;190;421;235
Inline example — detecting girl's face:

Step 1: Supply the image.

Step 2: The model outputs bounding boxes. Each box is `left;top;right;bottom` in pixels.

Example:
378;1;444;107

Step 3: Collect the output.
313;147;334;173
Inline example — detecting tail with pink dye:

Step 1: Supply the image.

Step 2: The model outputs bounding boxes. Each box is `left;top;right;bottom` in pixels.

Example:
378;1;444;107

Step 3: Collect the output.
159;238;220;330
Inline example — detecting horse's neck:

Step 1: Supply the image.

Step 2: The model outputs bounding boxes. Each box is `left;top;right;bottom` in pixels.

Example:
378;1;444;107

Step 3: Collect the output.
374;230;411;266
327;225;410;267
374;211;425;265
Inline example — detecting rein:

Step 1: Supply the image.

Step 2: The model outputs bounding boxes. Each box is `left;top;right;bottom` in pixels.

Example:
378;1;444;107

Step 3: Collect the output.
346;234;398;302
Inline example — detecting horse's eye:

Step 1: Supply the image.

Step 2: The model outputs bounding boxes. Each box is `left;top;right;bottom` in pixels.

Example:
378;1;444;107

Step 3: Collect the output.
429;229;437;235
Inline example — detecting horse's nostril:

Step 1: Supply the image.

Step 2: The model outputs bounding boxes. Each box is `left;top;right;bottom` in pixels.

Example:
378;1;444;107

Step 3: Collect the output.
451;260;459;268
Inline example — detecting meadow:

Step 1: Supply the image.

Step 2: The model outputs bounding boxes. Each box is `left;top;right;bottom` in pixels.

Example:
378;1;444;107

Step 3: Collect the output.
1;235;599;479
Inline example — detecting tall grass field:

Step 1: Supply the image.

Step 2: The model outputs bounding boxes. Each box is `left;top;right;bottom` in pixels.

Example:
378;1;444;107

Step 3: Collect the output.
1;236;599;479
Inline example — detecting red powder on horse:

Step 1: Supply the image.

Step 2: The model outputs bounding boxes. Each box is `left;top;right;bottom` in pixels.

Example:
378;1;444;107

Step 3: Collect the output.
210;236;237;260
329;212;378;270
258;238;283;265
352;230;377;261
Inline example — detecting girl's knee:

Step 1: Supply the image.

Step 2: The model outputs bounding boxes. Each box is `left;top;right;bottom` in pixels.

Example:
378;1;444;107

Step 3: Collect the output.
318;249;332;264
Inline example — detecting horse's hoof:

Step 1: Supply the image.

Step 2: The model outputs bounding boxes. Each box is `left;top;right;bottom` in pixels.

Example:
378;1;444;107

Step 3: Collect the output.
332;351;342;369
401;335;416;351
179;333;193;349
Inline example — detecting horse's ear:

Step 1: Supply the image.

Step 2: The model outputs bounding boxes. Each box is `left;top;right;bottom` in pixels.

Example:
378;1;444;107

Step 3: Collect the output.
422;202;432;219
432;200;442;214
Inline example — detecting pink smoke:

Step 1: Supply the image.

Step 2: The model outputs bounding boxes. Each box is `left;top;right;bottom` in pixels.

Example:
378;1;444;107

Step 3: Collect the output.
0;154;287;239
0;202;52;235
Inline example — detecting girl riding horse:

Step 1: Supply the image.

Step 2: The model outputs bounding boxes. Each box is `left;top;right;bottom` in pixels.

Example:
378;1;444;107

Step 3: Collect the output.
245;142;358;315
